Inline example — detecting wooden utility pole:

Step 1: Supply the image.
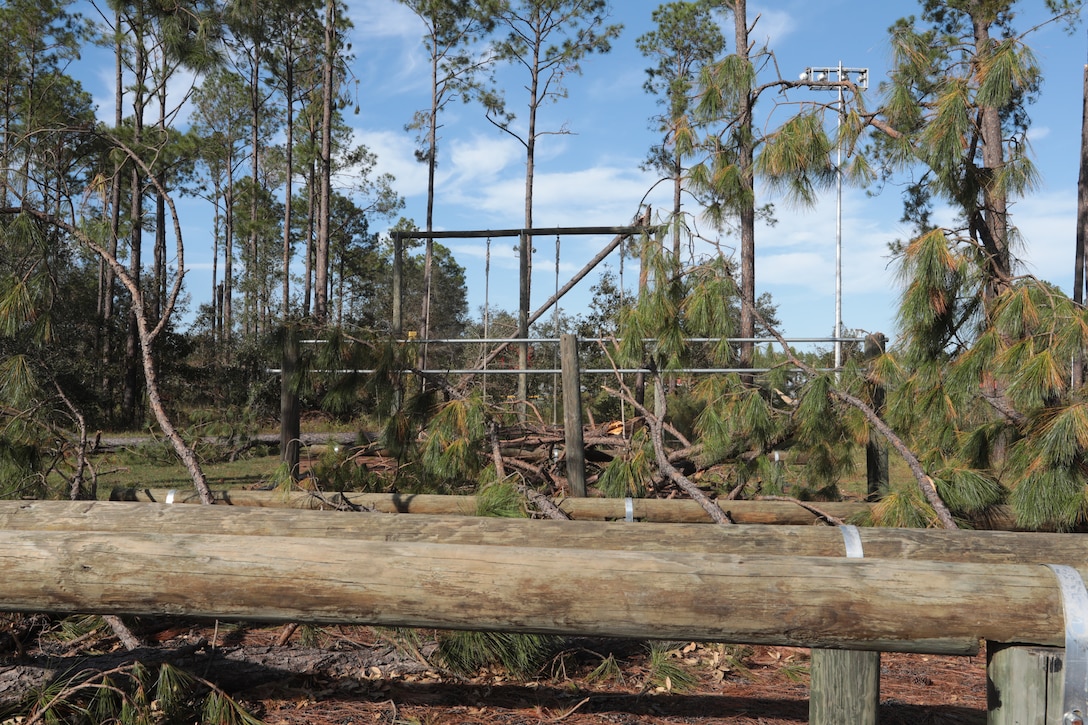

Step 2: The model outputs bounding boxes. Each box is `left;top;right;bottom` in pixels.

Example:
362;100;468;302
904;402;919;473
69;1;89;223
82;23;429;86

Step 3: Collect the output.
392;234;403;337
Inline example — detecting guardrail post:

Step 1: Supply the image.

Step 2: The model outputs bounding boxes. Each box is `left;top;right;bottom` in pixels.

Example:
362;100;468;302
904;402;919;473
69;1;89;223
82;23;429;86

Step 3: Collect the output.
810;648;880;725
810;525;879;725
560;333;586;497
987;643;1065;724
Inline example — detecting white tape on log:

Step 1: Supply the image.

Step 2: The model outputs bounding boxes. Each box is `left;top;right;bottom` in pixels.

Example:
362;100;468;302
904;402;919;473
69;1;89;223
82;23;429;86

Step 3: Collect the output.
1045;564;1088;723
840;524;864;559
624;497;634;523
165;489;177;505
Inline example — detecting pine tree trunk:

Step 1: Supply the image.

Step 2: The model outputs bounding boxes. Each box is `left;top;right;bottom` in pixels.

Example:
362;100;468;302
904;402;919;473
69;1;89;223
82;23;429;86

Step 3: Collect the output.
314;0;335;325
972;14;1011;300
732;0;755;372
420;41;439;370
223;166;234;345
303;159;315;317
246;38;263;339
517;47;541;418
1074;65;1088;386
101;13;123;402
282;68;294;322
122;13;147;428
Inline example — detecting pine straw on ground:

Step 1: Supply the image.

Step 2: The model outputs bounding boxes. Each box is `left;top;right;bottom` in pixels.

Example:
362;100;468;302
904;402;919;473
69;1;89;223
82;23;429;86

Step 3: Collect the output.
242;629;987;725
2;620;988;724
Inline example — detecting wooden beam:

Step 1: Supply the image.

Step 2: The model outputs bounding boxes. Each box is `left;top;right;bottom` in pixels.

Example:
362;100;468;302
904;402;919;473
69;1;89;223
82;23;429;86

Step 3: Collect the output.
119;489;1022;528
390;225;651;240
120;489;876;522
0;529;1072;653
0;501;1079;563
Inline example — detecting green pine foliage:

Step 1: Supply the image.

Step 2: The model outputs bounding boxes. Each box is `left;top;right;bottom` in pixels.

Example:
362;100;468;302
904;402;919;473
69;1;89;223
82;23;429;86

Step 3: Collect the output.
644;641;698;693
421;395;488;483
885;262;1088;529
475;478;527;518
22;661;264;725
597;428;653;498
435;630;558;679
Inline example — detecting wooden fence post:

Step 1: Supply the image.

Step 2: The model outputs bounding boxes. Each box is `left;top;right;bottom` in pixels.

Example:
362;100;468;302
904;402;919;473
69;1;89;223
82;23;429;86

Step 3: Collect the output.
810;524;880;725
560;333;587;497
392;233;403;337
865;332;889;498
809;648;880;725
987;643;1065;724
280;322;301;481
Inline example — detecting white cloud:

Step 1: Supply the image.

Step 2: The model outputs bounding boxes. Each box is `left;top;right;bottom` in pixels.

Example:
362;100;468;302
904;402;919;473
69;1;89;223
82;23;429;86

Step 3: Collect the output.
349;0;430;96
352;128;430;197
748;7;798;47
446;164;654;229
1013;189;1077;291
447;134;522;183
760;251;831;289
348;0;420;40
1028;125;1051;142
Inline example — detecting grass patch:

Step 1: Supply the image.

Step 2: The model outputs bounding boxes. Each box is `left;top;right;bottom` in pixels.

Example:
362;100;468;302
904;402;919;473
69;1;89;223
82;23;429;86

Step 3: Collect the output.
83;452;282;498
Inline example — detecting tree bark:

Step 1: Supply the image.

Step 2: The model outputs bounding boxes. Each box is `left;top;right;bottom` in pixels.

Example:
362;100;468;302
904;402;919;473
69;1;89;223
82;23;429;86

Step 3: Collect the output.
972;13;1011;300
314;0;336;324
1075;64;1088;386
732;0;756;372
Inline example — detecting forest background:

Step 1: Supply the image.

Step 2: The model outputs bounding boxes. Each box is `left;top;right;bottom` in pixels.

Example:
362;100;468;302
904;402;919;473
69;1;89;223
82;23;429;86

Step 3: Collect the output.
68;0;1086;339
4;0;1088;534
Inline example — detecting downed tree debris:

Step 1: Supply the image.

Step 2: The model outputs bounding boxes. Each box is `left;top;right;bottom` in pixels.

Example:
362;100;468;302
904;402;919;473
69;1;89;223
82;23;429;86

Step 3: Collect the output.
0;627;432;713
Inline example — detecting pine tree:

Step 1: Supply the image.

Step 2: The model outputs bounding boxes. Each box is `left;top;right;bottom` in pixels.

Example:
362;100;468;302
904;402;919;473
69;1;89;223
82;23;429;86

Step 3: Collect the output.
483;0;622;410
401;0;498;352
867;0;1087;529
636;0;725;260
689;1;867;369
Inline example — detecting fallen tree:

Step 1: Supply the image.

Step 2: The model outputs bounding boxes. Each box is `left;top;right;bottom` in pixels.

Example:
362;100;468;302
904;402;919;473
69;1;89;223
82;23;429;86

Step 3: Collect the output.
0;634;430;713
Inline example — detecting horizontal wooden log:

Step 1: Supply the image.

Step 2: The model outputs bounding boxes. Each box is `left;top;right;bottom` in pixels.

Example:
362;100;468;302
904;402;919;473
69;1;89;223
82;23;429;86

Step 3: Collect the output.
121;488;963;526
0;501;1080;565
0;529;1070;653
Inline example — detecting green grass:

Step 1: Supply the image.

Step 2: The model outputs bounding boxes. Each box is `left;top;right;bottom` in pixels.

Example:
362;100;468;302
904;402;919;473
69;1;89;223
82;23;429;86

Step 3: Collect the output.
92;455;282;495
69;435;915;503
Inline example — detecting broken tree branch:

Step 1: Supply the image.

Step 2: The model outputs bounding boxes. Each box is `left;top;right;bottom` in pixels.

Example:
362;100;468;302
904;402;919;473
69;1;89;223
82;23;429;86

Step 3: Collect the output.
746;304;958;529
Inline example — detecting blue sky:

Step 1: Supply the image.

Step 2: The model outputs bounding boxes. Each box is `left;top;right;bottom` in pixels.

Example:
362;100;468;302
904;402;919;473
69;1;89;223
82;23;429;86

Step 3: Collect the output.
77;1;1086;344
